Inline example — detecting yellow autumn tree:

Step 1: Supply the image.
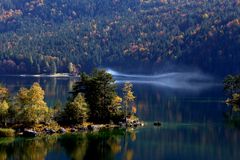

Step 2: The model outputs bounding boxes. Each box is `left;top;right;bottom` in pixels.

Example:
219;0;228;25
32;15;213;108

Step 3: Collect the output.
0;85;9;126
123;82;135;117
0;85;9;102
111;96;122;109
0;100;9;126
14;83;51;126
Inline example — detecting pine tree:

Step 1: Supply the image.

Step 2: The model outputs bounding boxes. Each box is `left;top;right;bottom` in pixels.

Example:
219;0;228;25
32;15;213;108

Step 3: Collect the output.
37;64;41;74
50;61;57;74
71;69;117;123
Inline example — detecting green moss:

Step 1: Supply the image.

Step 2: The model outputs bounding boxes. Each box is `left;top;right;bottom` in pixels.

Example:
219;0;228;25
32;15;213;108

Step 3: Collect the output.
0;128;15;137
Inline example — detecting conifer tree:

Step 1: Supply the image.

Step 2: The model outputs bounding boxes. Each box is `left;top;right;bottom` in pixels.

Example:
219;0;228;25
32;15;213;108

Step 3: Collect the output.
71;69;116;123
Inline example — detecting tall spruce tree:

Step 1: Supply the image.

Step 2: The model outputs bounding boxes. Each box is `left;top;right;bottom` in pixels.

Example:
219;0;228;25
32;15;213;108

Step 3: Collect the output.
71;69;116;123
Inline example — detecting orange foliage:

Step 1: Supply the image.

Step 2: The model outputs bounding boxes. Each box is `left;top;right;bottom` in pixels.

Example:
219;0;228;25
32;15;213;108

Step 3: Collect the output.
132;105;137;114
0;9;22;21
227;19;240;28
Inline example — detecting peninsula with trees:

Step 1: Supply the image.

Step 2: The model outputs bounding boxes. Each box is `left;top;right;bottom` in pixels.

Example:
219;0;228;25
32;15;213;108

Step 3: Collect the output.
0;69;143;137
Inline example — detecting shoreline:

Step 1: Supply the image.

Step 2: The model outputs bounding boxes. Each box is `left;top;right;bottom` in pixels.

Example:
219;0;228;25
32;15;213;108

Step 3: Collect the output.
0;73;79;78
2;120;144;138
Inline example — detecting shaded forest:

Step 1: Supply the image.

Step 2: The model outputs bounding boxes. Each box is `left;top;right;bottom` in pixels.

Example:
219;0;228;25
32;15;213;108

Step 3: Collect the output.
0;0;240;75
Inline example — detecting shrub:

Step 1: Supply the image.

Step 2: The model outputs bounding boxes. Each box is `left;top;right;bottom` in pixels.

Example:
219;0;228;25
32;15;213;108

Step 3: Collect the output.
0;128;15;137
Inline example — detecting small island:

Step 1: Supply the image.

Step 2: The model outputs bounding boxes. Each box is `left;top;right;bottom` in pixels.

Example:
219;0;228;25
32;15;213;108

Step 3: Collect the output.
0;69;143;137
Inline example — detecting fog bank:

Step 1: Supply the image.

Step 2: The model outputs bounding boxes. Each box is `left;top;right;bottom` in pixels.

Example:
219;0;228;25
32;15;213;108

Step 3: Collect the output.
106;69;218;91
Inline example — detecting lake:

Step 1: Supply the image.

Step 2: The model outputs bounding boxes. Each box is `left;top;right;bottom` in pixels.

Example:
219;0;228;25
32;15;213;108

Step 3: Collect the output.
0;71;240;160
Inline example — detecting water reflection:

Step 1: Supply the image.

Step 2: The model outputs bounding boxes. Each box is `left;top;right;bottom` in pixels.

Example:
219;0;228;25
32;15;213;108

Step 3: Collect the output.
0;136;57;160
117;83;226;123
0;125;239;160
0;129;130;160
132;124;240;160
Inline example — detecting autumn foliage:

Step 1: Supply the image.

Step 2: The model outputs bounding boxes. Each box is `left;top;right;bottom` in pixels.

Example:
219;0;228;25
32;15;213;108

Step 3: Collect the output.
0;0;239;75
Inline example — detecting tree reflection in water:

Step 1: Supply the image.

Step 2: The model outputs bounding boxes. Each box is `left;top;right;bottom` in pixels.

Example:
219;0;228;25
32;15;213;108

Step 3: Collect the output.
0;129;136;160
0;136;57;160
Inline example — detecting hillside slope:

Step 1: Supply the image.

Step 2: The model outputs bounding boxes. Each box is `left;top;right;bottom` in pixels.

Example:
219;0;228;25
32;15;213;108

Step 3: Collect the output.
0;0;240;75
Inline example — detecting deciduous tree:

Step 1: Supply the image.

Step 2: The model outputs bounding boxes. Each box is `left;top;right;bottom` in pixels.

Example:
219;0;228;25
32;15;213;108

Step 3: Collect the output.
0;100;9;126
14;83;51;126
64;93;89;124
123;82;135;116
0;85;9;102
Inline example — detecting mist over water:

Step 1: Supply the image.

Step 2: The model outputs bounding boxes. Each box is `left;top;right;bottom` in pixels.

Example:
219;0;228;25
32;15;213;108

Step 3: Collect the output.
106;68;218;91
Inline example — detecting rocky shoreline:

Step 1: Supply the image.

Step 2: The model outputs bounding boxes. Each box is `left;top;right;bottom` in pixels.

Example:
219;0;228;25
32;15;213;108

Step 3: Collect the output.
14;120;145;137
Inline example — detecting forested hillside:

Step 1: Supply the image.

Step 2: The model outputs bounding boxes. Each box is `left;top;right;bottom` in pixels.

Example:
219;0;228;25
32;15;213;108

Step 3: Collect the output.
0;0;240;75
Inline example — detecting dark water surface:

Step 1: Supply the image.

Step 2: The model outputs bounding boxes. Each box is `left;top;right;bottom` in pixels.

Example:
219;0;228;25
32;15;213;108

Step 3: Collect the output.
0;74;239;160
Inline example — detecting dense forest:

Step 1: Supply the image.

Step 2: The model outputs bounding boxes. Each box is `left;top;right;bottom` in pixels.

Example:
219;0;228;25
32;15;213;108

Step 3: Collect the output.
0;0;240;75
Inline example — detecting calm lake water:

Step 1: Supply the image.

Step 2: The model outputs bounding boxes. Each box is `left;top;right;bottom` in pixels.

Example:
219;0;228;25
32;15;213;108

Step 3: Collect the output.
0;73;240;160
